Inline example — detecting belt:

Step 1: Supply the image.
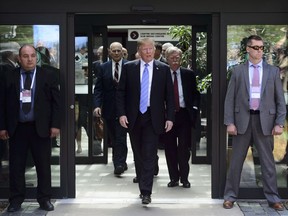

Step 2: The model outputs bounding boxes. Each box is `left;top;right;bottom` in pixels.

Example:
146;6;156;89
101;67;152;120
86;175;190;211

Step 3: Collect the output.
250;110;260;114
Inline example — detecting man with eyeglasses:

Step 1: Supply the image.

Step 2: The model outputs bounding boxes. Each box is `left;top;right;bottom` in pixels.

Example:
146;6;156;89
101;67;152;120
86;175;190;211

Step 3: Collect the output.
93;42;128;176
223;35;286;211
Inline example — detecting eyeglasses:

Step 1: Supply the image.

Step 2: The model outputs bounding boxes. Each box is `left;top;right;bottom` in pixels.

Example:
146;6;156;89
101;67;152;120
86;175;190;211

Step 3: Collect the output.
248;46;264;51
168;56;181;61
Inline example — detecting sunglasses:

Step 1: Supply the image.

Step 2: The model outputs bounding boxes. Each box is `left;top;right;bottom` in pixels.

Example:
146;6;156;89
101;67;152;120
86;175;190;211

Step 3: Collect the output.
248;45;264;51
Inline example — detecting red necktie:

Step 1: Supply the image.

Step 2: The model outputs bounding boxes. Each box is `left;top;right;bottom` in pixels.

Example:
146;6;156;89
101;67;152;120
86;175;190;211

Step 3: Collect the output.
173;71;180;112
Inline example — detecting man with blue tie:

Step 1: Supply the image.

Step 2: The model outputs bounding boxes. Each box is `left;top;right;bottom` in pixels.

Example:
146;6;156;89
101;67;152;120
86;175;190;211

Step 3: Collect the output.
0;45;60;212
117;37;174;205
223;35;286;211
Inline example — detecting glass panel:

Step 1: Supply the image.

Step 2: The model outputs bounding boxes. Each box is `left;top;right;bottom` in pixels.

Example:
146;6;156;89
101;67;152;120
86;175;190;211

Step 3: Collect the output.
195;32;208;157
0;25;60;187
75;36;104;158
226;25;288;188
75;36;89;156
92;34;104;157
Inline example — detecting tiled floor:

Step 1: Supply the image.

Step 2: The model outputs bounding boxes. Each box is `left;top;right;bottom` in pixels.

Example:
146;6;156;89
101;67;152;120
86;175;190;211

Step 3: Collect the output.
1;132;288;215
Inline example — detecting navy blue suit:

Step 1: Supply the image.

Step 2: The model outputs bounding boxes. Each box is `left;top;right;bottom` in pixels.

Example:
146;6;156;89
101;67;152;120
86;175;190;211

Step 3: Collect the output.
116;59;175;195
163;67;199;184
93;59;128;169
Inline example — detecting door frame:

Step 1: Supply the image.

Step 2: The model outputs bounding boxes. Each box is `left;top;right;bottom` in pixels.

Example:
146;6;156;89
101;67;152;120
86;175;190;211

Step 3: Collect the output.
71;13;217;198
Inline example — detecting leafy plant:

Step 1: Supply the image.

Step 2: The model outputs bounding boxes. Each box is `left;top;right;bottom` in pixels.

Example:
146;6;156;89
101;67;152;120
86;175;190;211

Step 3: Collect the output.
167;26;209;92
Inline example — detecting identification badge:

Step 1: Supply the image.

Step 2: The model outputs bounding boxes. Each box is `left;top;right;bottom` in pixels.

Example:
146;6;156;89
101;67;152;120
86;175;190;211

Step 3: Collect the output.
251;86;260;92
251;92;260;98
251;86;261;99
22;90;32;103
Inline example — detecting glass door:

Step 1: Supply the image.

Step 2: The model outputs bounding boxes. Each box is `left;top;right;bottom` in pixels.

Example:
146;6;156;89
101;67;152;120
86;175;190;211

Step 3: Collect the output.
74;27;109;164
190;26;212;164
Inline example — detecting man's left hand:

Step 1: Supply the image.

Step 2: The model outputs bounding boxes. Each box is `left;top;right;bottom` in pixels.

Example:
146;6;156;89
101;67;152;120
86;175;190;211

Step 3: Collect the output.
165;120;173;132
272;125;284;135
50;128;60;138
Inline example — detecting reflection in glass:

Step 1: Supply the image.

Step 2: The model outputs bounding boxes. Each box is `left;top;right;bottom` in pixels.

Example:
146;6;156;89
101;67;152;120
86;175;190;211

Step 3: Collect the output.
195;32;208;157
0;24;60;188
74;36;104;158
226;25;288;188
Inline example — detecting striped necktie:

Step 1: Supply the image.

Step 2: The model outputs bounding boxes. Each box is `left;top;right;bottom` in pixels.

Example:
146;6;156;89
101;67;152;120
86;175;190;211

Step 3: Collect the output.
114;62;119;82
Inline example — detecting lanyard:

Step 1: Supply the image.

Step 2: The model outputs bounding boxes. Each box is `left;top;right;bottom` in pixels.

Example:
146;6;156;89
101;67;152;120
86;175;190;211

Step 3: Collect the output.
21;68;37;90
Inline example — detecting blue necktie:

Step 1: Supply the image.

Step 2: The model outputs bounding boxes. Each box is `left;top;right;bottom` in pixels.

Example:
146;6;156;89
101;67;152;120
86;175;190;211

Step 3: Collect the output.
139;63;149;113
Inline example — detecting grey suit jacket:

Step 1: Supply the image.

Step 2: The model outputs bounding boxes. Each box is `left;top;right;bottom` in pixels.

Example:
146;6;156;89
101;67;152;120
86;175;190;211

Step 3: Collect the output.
224;61;286;135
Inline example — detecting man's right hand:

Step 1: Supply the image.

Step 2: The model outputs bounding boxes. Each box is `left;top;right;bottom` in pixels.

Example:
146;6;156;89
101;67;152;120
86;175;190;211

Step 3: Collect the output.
227;124;237;135
0;130;9;140
119;116;129;128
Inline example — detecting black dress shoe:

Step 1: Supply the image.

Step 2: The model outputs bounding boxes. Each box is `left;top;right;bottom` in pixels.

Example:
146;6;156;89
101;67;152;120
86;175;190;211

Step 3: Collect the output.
133;176;138;183
114;166;124;176
167;180;179;187
124;164;128;171
142;195;151;205
7;203;21;212
39;200;54;211
182;181;191;188
154;163;159;176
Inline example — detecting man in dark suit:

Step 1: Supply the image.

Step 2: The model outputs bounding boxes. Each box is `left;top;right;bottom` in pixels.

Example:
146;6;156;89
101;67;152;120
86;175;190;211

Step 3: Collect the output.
117;38;175;205
223;35;286;211
0;45;60;212
93;42;128;175
162;46;199;189
154;42;168;64
1;50;18;70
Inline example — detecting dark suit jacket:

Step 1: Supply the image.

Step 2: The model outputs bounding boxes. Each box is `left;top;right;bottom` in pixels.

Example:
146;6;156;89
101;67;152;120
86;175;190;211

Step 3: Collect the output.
179;67;200;124
93;59;127;120
0;66;61;137
116;59;175;134
0;60;16;73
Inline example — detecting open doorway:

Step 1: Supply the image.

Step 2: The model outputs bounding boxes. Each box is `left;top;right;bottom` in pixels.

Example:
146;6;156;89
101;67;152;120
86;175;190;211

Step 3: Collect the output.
73;14;213;200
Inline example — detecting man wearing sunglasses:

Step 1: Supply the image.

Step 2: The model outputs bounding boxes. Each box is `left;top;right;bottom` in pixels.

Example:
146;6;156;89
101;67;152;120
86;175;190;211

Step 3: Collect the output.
223;35;286;211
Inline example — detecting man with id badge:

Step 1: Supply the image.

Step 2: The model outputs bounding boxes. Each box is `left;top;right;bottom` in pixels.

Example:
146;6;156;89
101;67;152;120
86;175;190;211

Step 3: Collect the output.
0;45;60;212
223;35;286;211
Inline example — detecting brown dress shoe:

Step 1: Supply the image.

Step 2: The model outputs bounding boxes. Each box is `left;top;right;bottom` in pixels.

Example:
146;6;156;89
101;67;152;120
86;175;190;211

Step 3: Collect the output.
269;202;284;211
223;200;234;209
